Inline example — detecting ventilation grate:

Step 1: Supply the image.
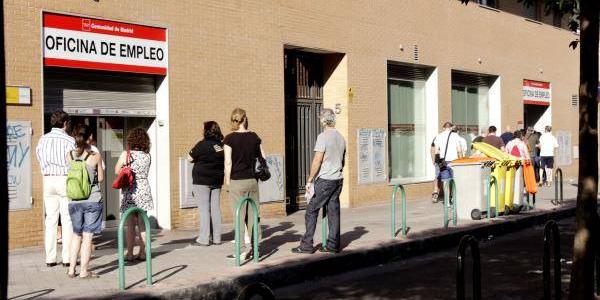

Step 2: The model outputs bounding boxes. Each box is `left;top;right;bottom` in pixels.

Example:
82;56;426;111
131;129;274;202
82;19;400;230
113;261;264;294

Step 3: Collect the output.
413;44;419;63
571;94;579;108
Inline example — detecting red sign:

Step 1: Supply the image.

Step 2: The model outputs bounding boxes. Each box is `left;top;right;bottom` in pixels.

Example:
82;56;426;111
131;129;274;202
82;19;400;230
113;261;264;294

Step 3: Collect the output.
43;13;167;75
523;79;551;106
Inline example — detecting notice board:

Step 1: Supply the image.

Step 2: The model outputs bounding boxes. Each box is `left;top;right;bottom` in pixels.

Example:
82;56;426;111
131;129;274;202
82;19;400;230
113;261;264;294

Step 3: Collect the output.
357;128;387;184
7;121;32;210
556;130;572;167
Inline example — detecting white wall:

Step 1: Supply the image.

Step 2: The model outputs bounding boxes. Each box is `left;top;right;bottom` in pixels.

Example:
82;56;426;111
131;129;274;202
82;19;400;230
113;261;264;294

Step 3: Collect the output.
150;74;171;229
488;77;502;130
425;68;439;180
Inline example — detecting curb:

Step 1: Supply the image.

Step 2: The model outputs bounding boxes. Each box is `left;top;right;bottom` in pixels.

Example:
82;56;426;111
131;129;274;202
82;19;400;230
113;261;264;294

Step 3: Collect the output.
109;205;576;300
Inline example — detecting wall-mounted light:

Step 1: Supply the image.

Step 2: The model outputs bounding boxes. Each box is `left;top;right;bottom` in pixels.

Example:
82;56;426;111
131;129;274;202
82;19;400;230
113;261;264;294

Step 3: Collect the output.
478;57;482;64
399;44;404;51
539;68;544;75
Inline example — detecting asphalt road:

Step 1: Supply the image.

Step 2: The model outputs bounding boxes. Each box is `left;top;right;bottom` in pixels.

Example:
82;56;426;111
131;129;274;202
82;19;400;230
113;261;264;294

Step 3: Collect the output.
274;218;575;300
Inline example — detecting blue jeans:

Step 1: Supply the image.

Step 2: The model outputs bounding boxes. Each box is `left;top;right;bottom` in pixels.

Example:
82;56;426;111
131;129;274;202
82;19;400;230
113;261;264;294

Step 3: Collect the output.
68;202;103;235
300;178;343;251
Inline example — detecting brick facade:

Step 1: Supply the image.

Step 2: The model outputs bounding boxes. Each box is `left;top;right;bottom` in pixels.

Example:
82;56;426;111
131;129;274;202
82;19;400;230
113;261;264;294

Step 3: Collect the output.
5;0;580;249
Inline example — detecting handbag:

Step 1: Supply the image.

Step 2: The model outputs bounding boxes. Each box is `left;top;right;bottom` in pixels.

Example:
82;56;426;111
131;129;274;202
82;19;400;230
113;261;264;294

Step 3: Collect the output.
435;132;453;171
254;141;271;182
112;150;135;189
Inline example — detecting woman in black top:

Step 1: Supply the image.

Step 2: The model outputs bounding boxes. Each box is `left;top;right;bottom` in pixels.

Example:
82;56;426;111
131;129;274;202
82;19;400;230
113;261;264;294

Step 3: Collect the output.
188;121;225;246
224;108;265;259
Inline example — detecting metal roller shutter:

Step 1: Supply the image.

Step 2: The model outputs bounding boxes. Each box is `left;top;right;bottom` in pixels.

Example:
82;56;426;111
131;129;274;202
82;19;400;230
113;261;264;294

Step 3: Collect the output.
44;68;157;116
387;62;434;81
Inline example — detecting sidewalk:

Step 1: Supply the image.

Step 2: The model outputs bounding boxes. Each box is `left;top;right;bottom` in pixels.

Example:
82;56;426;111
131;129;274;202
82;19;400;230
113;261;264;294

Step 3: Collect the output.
8;182;579;299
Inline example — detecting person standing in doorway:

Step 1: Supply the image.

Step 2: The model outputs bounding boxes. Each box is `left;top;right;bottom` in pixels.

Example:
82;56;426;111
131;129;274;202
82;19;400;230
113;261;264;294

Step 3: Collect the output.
224;108;265;260
188;121;225;246
116;128;153;261
36;110;76;267
538;126;559;187
66;125;104;278
483;126;505;151
292;108;346;254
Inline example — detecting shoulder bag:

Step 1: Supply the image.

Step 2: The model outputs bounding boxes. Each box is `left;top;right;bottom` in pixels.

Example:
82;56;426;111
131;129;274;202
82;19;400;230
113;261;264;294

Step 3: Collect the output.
112;150;135;189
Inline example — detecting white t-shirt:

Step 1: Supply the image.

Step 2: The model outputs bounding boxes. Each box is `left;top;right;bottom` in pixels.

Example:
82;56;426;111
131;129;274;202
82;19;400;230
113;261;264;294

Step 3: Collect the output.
539;132;558;157
434;130;462;162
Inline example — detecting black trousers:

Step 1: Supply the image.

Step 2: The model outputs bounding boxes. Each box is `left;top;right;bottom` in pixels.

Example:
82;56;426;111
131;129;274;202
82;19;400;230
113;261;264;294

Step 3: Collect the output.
300;178;343;250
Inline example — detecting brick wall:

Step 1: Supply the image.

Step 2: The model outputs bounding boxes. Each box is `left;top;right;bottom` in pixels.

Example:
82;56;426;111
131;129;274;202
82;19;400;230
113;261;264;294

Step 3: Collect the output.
5;0;580;249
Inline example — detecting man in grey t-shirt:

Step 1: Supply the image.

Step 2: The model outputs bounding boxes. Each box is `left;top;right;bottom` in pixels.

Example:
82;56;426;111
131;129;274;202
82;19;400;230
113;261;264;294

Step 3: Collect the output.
292;108;346;254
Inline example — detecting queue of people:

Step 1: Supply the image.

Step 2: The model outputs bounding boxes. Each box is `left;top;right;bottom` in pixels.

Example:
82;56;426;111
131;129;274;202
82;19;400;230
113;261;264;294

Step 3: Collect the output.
36;110;153;278
430;122;559;202
36;106;347;276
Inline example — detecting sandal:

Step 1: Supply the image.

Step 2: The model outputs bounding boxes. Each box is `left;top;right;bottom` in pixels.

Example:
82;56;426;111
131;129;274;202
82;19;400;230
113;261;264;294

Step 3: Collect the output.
136;254;147;261
125;254;135;262
431;192;439;203
79;272;99;279
67;270;76;278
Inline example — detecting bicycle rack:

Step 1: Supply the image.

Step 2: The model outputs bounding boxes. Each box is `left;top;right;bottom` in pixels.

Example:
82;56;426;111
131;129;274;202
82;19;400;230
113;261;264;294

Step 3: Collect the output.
391;184;407;238
235;197;260;266
443;179;457;229
456;235;481;300
322;207;328;249
118;207;152;291
553;168;563;206
487;175;499;218
543;220;561;300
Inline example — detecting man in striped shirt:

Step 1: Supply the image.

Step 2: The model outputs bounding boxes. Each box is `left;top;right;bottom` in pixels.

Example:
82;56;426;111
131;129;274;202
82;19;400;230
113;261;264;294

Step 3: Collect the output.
35;110;75;267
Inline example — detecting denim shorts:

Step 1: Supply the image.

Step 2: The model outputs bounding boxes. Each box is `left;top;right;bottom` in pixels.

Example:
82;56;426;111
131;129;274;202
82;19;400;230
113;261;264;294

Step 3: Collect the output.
68;202;103;234
436;165;454;180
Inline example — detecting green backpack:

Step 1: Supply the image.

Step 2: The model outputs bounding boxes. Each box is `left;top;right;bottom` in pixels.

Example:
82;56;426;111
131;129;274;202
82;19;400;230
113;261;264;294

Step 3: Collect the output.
66;151;92;200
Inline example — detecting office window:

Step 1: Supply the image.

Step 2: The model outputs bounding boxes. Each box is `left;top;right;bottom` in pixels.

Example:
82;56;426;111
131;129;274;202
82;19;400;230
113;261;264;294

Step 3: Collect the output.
451;85;490;154
388;79;427;180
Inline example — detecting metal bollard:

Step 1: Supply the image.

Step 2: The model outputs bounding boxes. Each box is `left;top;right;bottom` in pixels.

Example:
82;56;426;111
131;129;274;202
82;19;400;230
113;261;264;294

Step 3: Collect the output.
235;197;260;266
443;179;457;229
456;235;481;300
553;168;563;206
391;184;407;238
543;220;561;300
487;175;498;218
322;207;328;249
118;207;152;291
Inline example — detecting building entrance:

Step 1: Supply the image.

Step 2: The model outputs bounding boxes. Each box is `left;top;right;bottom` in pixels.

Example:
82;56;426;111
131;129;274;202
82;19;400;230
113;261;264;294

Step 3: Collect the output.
44;67;159;227
284;50;324;211
524;104;550;131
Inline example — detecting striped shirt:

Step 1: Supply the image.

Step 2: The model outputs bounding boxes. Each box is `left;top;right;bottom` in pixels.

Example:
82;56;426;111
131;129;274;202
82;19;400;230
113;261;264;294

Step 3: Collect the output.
36;128;76;176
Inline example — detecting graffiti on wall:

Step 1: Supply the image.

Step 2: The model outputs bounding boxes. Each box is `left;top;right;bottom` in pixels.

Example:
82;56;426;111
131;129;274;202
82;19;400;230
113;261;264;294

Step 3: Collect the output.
6;121;32;210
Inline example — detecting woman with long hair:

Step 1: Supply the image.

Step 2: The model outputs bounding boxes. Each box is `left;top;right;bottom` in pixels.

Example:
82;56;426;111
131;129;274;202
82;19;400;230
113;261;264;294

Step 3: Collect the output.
187;121;225;246
66;124;104;278
115;127;153;261
224;108;265;260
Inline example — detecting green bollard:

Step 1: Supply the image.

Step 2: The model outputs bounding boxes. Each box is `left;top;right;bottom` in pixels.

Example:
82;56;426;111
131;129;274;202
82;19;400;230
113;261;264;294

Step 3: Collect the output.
118;207;152;291
554;168;563;206
234;197;260;267
487;175;498;218
391;184;407;238
443;179;457;228
322;208;328;249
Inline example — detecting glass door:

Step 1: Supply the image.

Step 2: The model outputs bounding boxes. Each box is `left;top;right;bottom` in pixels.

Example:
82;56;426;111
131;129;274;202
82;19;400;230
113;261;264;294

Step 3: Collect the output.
97;117;125;227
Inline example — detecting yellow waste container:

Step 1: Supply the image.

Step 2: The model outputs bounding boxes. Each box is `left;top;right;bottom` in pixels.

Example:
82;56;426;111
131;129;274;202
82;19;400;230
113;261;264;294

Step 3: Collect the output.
472;142;520;214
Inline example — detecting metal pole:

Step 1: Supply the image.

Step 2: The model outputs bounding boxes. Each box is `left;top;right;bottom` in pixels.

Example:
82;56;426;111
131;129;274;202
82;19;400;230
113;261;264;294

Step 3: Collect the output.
0;1;8;297
235;197;260;266
456;235;481;300
391;185;407;238
450;179;457;226
322;207;328;248
118;208;153;290
443;180;449;229
543;220;561;300
488;176;498;218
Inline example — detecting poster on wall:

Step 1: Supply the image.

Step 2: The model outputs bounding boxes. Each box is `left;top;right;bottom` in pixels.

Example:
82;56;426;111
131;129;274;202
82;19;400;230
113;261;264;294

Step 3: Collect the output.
258;155;285;203
7;121;32;210
556;131;573;167
43;12;168;75
357;128;387;184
